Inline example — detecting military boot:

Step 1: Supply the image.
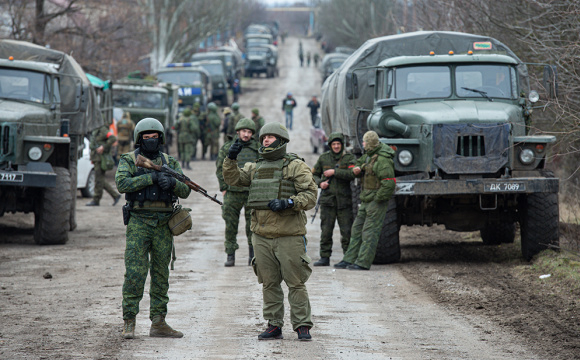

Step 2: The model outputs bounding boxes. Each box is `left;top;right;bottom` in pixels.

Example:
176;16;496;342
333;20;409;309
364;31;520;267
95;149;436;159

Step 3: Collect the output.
225;254;235;267
186;162;191;170
313;257;330;266
86;200;99;206
149;315;183;338
248;246;254;266
122;318;136;339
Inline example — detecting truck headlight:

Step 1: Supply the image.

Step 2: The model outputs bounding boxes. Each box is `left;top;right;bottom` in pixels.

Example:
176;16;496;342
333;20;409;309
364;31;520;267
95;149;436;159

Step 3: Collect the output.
398;150;413;166
28;146;42;161
528;90;540;103
519;148;535;164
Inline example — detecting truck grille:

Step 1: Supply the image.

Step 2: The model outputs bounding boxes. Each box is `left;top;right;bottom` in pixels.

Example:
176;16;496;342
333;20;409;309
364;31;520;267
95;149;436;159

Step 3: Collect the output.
1;124;10;156
457;135;485;157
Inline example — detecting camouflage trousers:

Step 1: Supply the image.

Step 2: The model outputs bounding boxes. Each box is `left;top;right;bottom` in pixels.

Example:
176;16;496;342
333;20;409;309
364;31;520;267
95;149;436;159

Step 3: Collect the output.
319;205;352;258
252;233;313;330
178;142;194;162
342;199;389;269
117;140;133;158
93;165;119;204
207;135;220;159
222;191;252;254
122;215;173;320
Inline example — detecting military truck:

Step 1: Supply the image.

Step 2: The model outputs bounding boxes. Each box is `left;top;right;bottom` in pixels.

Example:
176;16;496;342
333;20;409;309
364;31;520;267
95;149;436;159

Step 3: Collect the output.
191;49;243;89
244;34;274;49
320;53;349;83
321;31;559;263
244;44;278;78
156;65;212;112
0;40;102;244
187;60;229;105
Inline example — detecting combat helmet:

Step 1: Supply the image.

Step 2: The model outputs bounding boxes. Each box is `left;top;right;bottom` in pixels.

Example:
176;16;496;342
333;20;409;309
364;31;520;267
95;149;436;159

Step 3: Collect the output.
134;118;165;144
208;102;218;111
235;118;256;133
231;102;240;111
259;122;290;143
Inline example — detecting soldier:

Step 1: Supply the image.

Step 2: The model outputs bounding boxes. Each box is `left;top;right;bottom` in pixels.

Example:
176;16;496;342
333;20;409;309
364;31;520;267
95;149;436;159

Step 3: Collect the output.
116;112;135;160
206;102;222;161
221;107;232;143
223;122;317;341
306;96;320;126
334;131;396;270
250;108;265;141
193;103;207;160
226;102;245;139
216;118;260;267
311;133;356;266
116;118;191;339
306;51;311;67
86;124;121;206
313;53;320;67
175;108;199;170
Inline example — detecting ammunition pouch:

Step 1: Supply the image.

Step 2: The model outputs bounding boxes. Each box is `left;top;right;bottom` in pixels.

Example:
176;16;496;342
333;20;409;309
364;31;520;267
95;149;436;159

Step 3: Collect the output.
168;205;192;236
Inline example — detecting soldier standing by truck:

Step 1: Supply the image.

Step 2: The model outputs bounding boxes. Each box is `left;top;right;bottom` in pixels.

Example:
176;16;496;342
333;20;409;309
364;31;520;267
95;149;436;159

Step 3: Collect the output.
222;122;316;341
311;133;356;266
175;108;198;170
334;131;395;270
116;118;191;339
116;112;135;161
216;118;260;267
86;124;121;207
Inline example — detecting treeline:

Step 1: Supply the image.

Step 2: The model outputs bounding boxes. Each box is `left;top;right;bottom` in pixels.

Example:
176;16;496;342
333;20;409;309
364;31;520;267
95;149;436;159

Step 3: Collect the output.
316;0;580;193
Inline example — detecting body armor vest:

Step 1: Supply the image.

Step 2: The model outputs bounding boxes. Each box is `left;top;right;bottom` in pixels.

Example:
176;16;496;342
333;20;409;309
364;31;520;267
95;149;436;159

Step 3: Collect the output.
229;144;258;192
247;156;298;210
362;154;380;190
117;120;133;141
125;150;175;211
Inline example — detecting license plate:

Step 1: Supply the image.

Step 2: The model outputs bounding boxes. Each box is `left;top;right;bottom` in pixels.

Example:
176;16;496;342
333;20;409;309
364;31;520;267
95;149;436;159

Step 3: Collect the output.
484;182;525;192
0;172;23;182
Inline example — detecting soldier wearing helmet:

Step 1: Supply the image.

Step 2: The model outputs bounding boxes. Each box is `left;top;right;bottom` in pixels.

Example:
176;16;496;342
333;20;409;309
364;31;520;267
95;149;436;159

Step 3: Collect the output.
216;118;260;267
222;122;317;341
311;132;356;266
115;118;192;339
86;123;121;207
226;102;245;139
175;108;200;170
250;108;265;141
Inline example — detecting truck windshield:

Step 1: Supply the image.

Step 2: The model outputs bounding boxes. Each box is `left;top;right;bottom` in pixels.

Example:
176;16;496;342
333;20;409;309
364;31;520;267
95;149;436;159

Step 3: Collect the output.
456;64;517;99
0;68;50;104
247;38;270;47
113;90;166;109
197;64;224;76
394;66;451;100
157;71;202;86
248;49;269;57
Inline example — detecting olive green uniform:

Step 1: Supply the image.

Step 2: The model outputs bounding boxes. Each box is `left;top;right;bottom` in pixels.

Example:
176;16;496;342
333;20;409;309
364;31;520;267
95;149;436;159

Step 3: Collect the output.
227;110;245;138
194;106;207;160
90;125;120;204
206;109;221;160
116;151;191;320
312;148;356;258
222;150;317;331
342;142;396;269
251;115;265;142
175;112;200;163
216;136;260;254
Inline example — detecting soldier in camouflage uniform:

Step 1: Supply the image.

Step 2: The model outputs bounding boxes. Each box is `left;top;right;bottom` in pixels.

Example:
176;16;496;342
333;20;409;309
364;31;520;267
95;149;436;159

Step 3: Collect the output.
86;124;121;206
193;103;207;160
206;102;222;161
175;108;199;170
116;118;191;339
216;118;260;267
116;112;135;160
250;108;265;142
223;122;317;341
335;131;396;270
311;133;356;266
226;102;245;139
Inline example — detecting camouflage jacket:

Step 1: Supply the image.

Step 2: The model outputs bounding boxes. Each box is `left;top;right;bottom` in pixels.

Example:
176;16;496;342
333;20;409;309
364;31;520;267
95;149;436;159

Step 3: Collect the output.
355;143;396;203
89;125;116;163
312;150;356;208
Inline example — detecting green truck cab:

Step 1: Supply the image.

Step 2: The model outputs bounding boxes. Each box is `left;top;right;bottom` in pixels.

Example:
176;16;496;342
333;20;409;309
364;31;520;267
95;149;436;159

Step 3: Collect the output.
0;40;101;245
156;65;212;113
321;31;559;263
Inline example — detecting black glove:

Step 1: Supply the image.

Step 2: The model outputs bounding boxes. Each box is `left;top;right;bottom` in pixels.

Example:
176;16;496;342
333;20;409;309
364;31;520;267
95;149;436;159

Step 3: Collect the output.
228;139;243;160
268;198;294;212
158;173;176;191
150;172;159;183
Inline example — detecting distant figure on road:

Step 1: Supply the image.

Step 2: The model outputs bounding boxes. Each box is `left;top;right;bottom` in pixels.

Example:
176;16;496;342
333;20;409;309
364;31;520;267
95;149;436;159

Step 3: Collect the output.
306;51;311;67
313;53;320;67
232;79;240;102
306;95;321;126
282;92;297;130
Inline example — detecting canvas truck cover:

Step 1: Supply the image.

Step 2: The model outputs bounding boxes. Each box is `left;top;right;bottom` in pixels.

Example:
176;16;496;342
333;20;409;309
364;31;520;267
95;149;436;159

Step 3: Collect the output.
320;31;527;141
0;39;103;134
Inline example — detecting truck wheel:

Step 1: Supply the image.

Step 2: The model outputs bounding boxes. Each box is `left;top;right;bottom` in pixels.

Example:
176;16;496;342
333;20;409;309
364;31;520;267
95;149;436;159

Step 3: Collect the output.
81;169;95;198
519;192;559;261
480;222;516;245
373;198;401;264
34;167;71;245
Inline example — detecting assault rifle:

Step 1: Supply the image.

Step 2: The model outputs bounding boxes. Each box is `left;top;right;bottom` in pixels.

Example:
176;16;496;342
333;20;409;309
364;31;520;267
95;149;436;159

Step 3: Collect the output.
135;154;223;205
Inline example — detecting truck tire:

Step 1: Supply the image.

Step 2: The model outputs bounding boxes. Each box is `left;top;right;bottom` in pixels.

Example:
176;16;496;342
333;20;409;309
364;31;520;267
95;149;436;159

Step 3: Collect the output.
480;222;516;245
373;198;401;264
34;167;71;245
81;169;96;198
519;192;559;261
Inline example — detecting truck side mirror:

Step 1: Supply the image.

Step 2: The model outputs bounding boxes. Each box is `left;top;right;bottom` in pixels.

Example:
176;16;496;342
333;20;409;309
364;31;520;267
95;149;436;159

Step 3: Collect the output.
543;65;558;99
